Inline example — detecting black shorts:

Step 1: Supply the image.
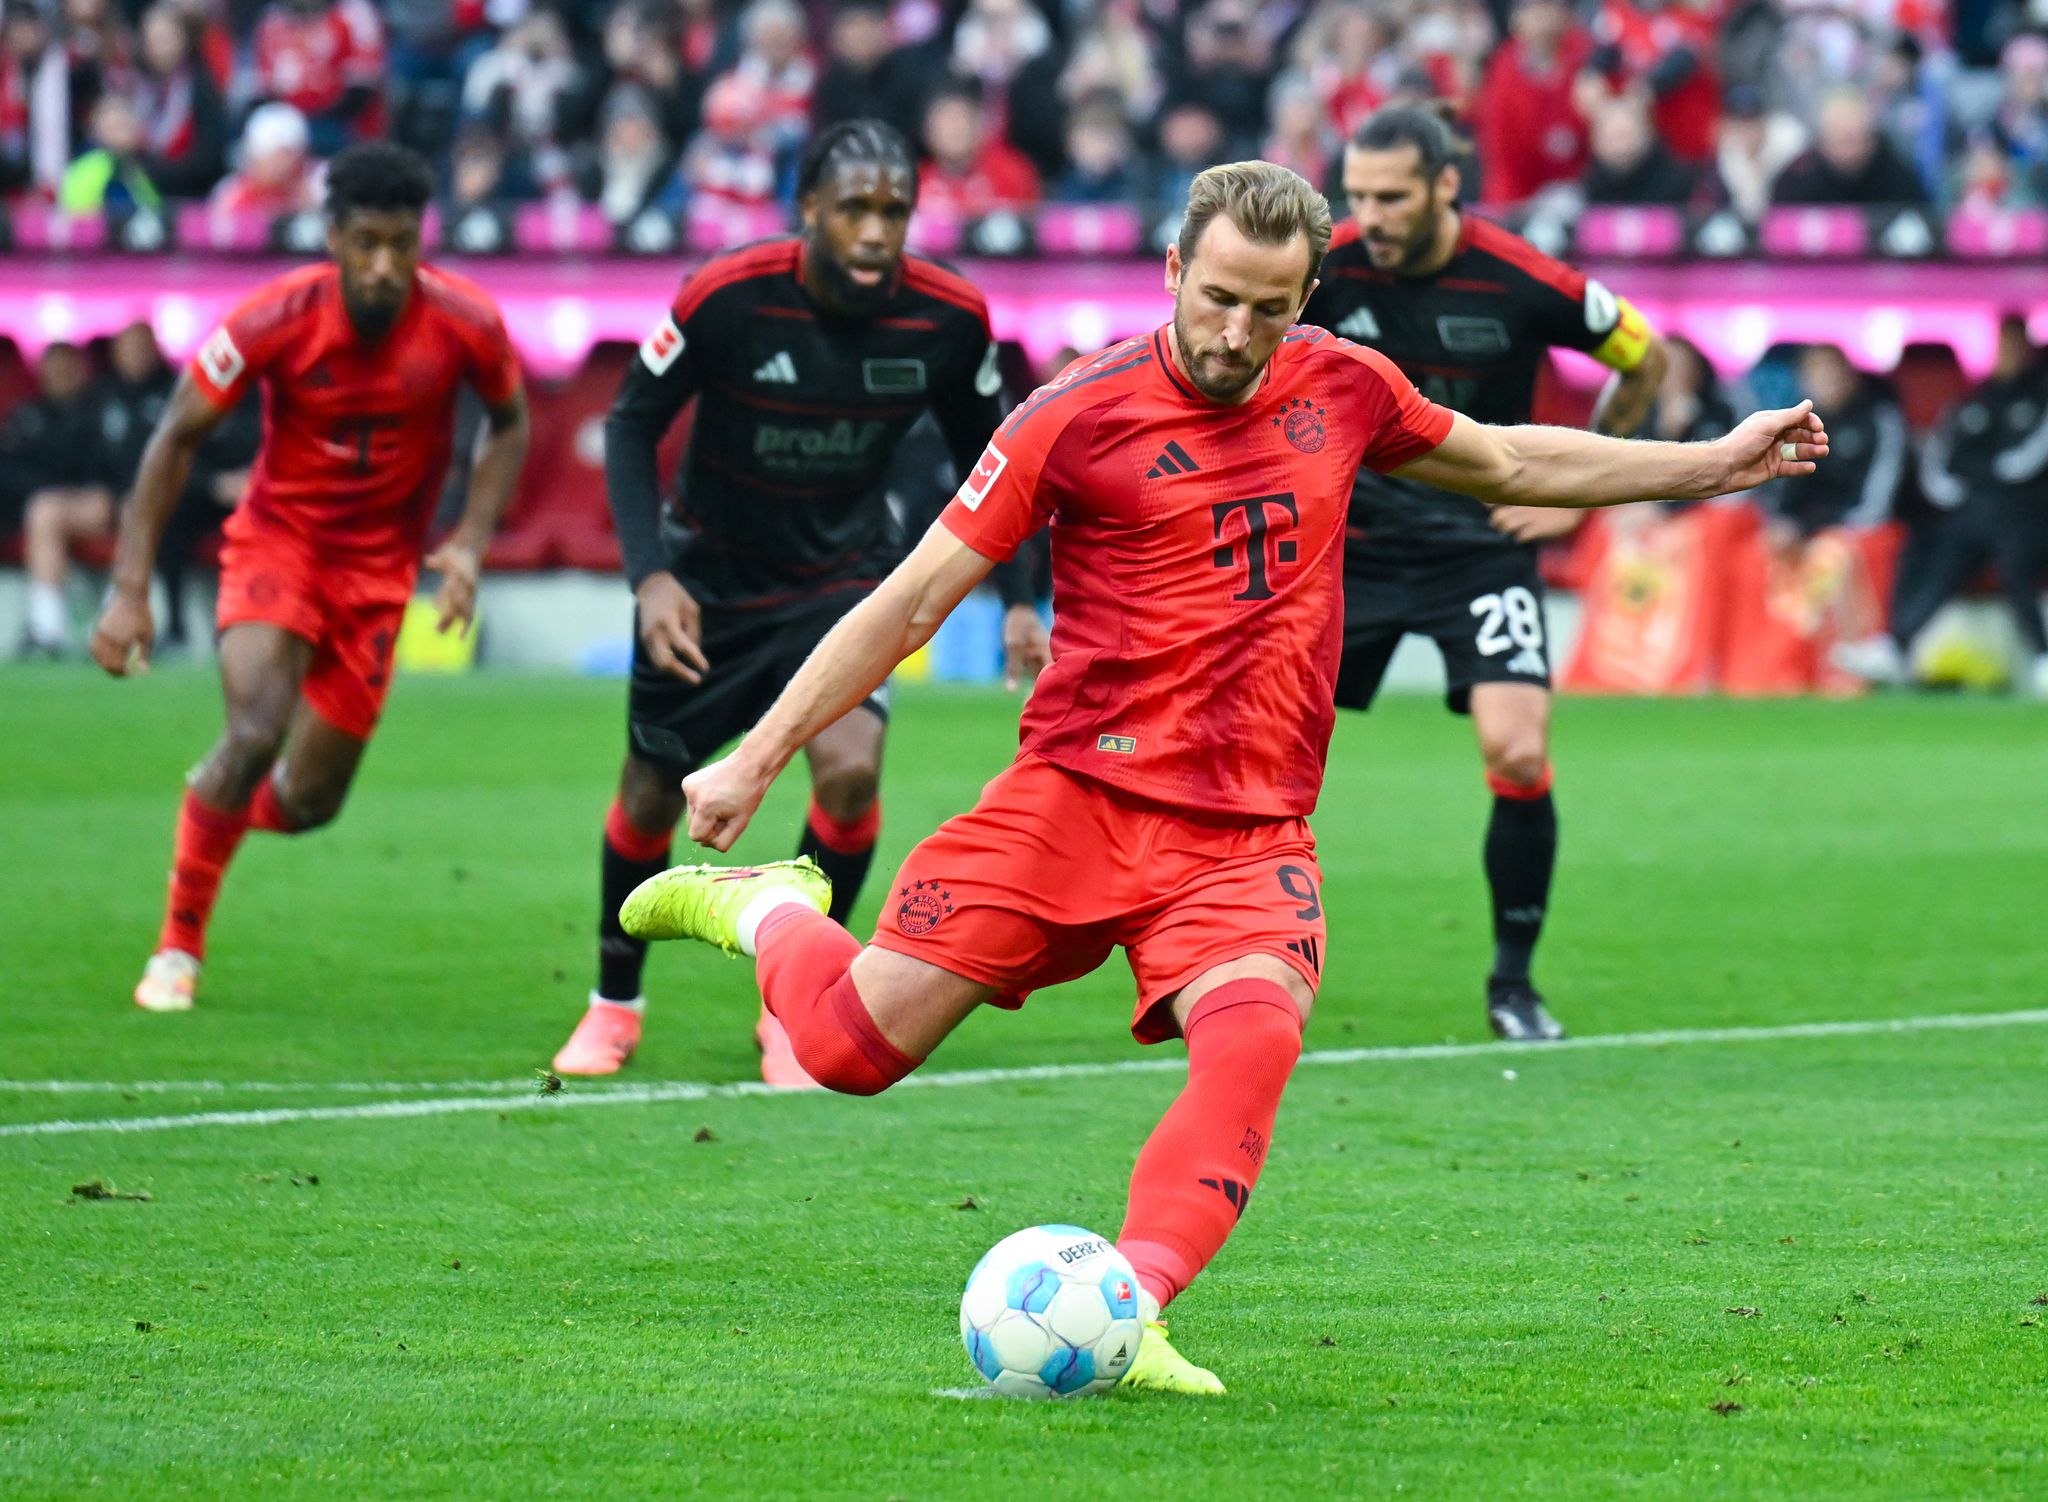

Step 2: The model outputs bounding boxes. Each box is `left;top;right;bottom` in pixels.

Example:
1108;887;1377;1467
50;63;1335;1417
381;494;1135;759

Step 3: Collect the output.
1335;548;1552;714
626;586;888;777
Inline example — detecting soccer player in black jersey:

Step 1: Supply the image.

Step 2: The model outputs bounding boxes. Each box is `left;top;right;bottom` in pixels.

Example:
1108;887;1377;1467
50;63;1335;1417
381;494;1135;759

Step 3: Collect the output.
1303;106;1668;1042
552;120;1049;1082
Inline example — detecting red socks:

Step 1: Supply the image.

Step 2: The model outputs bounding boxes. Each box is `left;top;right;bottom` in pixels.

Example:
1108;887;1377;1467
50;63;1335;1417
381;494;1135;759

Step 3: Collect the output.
1118;979;1304;1313
246;778;296;833
158;789;251;958
804;795;880;855
1486;761;1554;800
754;904;919;1096
605;797;673;864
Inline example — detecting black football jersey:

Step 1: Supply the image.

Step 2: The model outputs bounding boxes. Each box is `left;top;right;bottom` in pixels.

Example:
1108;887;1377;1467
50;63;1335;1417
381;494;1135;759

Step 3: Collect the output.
606;237;1005;605
1302;214;1638;562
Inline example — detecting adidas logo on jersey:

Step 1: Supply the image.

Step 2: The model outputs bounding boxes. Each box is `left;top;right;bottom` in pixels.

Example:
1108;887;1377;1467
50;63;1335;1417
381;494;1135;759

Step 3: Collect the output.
753;351;799;384
1506;646;1548;677
1145;440;1199;478
1336;307;1380;341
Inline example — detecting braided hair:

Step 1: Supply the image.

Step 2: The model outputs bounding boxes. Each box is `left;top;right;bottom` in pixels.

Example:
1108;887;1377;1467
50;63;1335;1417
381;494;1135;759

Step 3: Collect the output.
795;118;919;202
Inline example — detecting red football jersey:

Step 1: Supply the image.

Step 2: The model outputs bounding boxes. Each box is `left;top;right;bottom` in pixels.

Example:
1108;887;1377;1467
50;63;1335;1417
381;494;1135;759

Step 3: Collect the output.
942;324;1453;817
191;263;523;573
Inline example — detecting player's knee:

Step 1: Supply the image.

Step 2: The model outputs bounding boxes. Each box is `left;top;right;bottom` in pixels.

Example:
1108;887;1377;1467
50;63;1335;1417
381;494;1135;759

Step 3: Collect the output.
22;491;60;538
216;723;286;788
619;759;686;834
1482;737;1548;791
285;780;349;831
810;764;880;823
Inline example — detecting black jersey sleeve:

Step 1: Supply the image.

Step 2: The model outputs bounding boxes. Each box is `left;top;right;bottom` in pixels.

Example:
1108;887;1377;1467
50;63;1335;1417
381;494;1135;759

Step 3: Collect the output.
605;290;707;588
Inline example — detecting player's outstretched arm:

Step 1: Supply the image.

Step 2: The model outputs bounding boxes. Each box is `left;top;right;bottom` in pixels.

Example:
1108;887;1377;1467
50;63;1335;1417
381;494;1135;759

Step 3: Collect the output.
89;373;230;676
1394;403;1829;510
682;524;996;851
425;392;530;637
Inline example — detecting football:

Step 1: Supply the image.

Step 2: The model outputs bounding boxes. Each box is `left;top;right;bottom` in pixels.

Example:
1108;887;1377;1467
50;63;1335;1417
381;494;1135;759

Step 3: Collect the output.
959;1224;1145;1398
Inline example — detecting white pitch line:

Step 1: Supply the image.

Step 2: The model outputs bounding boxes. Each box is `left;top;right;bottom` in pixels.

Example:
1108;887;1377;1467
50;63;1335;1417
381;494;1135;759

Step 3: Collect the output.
0;1078;645;1096
2;1007;2044;1141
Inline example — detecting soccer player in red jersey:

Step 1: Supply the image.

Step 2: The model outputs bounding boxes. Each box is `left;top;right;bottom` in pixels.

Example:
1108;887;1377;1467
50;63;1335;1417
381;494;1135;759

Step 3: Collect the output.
89;144;530;1013
623;163;1825;1391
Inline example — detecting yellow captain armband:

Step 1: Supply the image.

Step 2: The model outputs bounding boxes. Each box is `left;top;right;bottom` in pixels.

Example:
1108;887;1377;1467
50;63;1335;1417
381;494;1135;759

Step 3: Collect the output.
1583;279;1654;374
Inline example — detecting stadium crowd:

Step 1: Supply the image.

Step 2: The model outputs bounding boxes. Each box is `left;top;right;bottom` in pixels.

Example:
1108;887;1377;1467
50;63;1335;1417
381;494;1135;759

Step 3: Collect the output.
4;0;2048;220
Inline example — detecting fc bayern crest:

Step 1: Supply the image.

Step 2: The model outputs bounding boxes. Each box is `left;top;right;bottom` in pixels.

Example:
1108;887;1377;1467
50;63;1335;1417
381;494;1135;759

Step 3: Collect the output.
896;878;954;936
1275;397;1326;454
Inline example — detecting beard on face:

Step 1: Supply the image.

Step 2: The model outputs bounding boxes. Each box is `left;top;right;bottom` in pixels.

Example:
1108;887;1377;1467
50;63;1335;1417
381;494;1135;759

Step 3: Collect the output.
1172;307;1262;401
1367;200;1444;274
810;229;895;315
343;284;404;342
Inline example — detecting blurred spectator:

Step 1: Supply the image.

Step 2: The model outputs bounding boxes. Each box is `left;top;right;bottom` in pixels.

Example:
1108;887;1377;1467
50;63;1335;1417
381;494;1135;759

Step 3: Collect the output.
133;3;227;199
1644;333;1735;446
1582;90;1697;204
716;0;814;159
58;90;161;212
1988;32;2048;199
949;0;1063;175
1404;0;1495;112
1870;35;1948;199
6;343;111;658
677;0;737;76
1835;314;2048;696
561;1;698;168
1150;98;1224;204
1059;0;1165;131
812;2;923;137
917;82;1041;216
1950;128;2040;212
460;8;579;194
1774;89;1930;206
163;0;233;90
252;0;386;154
1712;82;1805;222
92;320;171;493
1261;72;1334;188
380;0;489;160
1295;4;1400;141
587;84;680;221
1472;0;1593;206
683;69;780;206
59;0;136;137
447;123;531;209
1763;344;1907;539
209;101;317;216
1051;98;1140;203
1170;0;1270;152
1584;0;1721;163
2;3;71;198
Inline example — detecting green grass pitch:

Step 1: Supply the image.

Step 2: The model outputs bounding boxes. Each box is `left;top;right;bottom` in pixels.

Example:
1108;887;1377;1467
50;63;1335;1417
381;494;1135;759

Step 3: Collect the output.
1;665;2043;1500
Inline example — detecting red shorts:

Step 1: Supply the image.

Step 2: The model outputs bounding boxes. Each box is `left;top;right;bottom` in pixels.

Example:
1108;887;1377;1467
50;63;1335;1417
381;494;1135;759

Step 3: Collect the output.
215;523;413;740
869;755;1327;1044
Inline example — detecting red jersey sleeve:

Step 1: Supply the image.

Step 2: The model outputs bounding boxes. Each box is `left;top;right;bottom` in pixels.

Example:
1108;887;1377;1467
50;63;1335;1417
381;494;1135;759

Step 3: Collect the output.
1329;340;1456;473
938;398;1085;562
188;278;308;409
463;300;523;409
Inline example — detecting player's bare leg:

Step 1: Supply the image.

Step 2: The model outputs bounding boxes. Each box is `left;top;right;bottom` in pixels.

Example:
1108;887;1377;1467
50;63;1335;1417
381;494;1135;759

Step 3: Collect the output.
247;697;371;833
141;624;310;1010
557;752;683;1075
1469;682;1563;1042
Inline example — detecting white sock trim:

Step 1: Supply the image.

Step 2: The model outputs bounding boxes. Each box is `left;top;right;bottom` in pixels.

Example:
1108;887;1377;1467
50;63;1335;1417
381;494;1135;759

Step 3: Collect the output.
589;990;645;1015
735;887;824;957
26;580;67;644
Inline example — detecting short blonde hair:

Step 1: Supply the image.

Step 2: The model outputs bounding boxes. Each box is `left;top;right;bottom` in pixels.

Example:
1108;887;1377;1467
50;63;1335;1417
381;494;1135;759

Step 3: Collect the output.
1177;161;1333;293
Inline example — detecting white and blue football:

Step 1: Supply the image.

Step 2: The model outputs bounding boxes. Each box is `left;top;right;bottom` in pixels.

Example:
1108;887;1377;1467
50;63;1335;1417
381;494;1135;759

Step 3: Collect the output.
959;1224;1144;1398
